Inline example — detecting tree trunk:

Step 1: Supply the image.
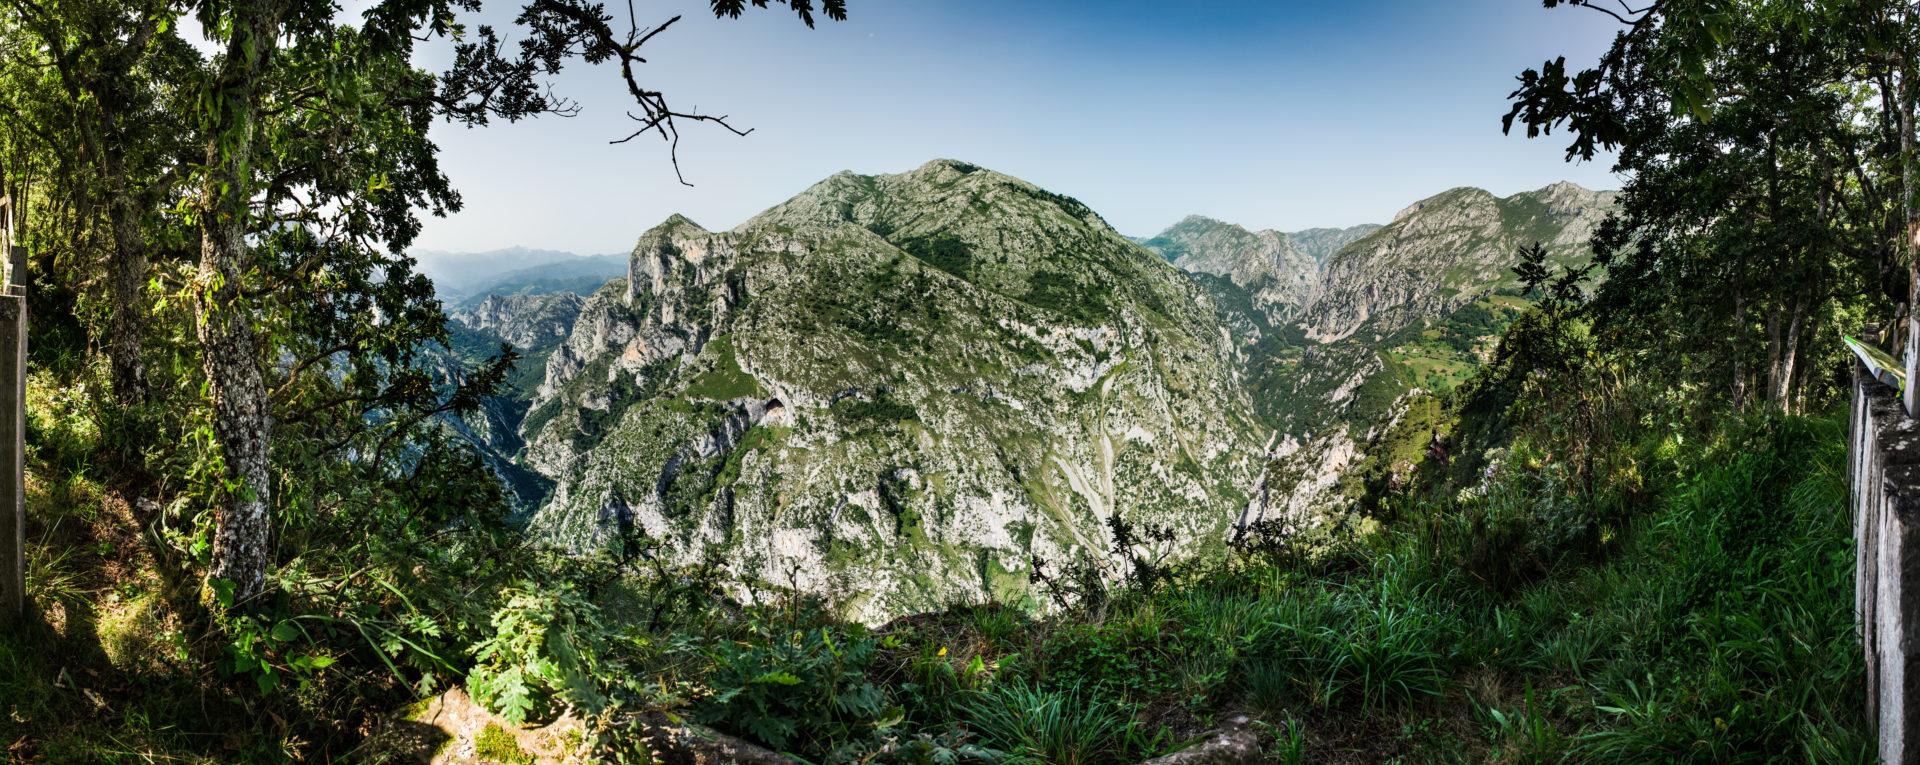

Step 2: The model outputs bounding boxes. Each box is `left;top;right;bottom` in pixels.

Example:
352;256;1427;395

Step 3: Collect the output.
1790;317;1815;415
1900;62;1919;416
101;148;148;406
199;17;276;607
1774;292;1805;408
1731;288;1747;410
1764;301;1783;406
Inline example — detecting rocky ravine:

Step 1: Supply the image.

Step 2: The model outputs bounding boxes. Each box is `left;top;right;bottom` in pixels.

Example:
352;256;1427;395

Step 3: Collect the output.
1302;182;1614;343
1284;225;1384;267
515;160;1269;622
1144;182;1611;347
451;292;586;350
1167;182;1615;534
1138;218;1383;329
1139;216;1318;324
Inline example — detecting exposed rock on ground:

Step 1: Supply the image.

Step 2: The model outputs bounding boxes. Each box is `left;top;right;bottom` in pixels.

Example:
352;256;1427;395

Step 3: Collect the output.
1135;715;1263;765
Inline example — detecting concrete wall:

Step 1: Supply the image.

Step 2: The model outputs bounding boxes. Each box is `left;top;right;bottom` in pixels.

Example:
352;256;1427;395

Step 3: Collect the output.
1851;361;1920;764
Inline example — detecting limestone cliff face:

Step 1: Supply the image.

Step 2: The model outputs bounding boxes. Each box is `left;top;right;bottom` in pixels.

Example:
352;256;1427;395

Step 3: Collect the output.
1285;225;1382;267
1156;182;1615;532
1303;183;1614;343
519;160;1268;622
1153;183;1612;346
451;293;586;350
433;174;1616;612
416;331;557;515
1238;387;1426;535
1140;216;1317;325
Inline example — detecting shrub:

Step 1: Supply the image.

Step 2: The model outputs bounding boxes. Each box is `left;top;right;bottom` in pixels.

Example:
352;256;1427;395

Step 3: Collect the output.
832;394;920;429
1039;621;1173;700
899;234;974;280
467;584;610;726
1235;579;1447;713
1021;270;1112;324
1239;658;1294;715
694;611;893;755
1337;604;1447;711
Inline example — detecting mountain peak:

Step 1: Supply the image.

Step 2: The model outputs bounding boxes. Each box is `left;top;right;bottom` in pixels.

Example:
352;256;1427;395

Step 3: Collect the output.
1533;180;1593;196
912;158;988;177
1393;187;1497;223
1143;215;1313;315
647;213;708;237
632;214;711;254
1307;182;1617;342
1167;214;1247;235
515;158;1266;621
742;159;1117;242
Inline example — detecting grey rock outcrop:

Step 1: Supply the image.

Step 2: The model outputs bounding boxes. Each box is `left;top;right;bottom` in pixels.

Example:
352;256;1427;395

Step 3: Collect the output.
1303;183;1614;343
1140;216;1318;325
1285;224;1383;266
1135;716;1263;765
451;292;586;350
1161;182;1616;531
519;159;1269;623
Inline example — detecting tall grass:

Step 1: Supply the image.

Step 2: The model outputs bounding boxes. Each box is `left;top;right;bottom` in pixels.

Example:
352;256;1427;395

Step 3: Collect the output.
959;681;1131;765
1559;416;1872;762
946;412;1871;761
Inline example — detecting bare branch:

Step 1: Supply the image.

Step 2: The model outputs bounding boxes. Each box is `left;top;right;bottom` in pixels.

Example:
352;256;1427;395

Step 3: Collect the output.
1579;2;1637;26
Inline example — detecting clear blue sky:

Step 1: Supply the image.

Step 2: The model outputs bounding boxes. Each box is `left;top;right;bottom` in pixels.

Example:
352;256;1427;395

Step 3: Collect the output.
408;0;1625;256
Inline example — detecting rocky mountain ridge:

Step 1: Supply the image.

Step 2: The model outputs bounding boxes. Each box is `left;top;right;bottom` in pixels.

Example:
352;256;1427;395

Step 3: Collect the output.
451;293;586;350
1143;182;1612;344
1138;216;1318;326
1304;181;1614;343
1156;181;1615;535
1285;225;1384;266
416;247;623;296
439;167;1618;618
503;160;1268;621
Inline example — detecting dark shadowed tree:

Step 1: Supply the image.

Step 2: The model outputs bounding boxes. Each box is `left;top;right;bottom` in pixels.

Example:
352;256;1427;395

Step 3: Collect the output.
1507;0;1900;412
0;0;198;405
3;0;847;604
191;0;845;604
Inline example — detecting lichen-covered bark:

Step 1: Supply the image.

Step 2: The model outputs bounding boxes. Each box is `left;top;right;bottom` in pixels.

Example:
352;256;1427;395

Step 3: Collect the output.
1771;292;1805;408
104;148;149;406
198;254;273;604
198;12;277;606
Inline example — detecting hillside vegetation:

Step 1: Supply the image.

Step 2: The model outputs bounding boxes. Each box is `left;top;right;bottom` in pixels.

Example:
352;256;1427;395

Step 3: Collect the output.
0;322;1870;762
0;0;1911;759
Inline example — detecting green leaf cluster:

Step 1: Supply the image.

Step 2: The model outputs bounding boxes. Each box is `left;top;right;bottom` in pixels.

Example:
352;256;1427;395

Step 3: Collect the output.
694;610;894;755
467;584;609;726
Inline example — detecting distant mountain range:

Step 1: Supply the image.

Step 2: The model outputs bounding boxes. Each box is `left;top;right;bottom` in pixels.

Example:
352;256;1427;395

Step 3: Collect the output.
411;246;627;301
427;160;1617;620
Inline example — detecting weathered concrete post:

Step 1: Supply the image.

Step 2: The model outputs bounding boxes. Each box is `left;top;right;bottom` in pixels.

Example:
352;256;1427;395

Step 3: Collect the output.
0;199;21;622
1850;341;1920;764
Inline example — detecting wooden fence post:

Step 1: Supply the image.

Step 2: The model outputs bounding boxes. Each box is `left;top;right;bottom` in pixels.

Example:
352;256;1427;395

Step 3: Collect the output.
0;197;22;622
